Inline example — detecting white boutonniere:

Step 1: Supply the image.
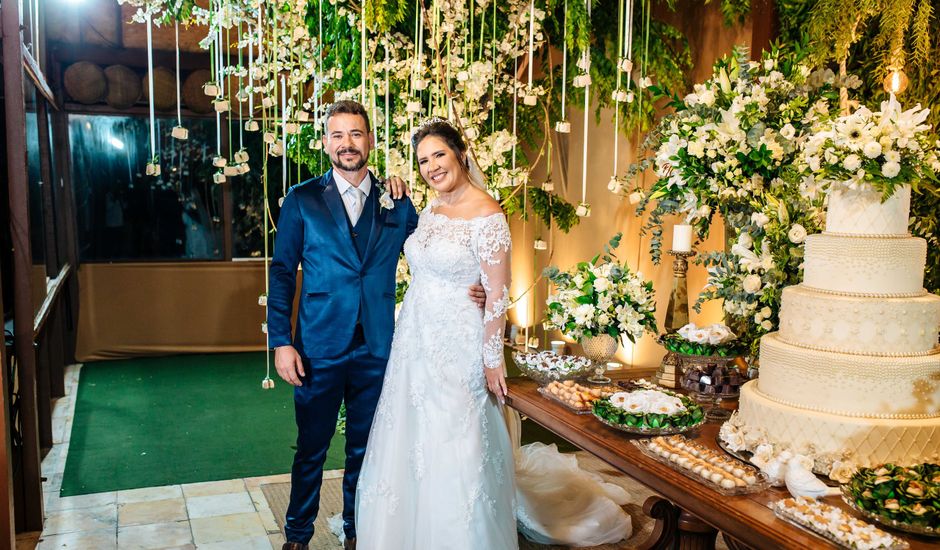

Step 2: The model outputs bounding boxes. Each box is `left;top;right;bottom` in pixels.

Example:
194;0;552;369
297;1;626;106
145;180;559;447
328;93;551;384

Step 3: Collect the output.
377;183;395;211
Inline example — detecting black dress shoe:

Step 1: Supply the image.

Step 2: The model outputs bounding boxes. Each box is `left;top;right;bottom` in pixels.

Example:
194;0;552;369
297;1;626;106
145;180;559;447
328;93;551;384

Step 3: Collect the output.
282;543;308;550
344;537;357;550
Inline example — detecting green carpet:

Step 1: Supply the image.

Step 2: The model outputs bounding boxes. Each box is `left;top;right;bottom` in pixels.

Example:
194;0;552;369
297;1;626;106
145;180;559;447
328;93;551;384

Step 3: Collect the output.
61;352;580;496
60;352;345;496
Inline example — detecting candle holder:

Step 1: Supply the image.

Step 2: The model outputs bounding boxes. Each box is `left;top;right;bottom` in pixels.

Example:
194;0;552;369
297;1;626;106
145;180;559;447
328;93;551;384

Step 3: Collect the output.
655;249;696;388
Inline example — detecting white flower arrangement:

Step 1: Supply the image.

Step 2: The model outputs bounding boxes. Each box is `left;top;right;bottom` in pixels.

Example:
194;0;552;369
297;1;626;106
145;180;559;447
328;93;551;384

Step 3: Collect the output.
625;46;844;357
796;94;940;200
676;323;736;345
609;389;687;416
543;234;657;344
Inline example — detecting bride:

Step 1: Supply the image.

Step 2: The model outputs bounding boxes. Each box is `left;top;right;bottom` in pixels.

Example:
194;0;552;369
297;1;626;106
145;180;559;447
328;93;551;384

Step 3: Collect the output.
355;118;631;549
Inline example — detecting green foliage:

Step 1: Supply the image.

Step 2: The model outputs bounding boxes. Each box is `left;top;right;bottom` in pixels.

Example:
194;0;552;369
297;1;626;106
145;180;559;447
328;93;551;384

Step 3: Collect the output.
500;186;581;232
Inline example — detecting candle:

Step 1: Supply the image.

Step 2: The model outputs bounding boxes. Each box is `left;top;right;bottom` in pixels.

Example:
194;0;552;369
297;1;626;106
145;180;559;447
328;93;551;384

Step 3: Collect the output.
606;361;622;371
550;340;566;354
672;224;693;252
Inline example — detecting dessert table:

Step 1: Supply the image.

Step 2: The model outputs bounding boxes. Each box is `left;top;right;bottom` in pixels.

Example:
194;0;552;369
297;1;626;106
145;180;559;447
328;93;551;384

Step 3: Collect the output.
505;375;936;550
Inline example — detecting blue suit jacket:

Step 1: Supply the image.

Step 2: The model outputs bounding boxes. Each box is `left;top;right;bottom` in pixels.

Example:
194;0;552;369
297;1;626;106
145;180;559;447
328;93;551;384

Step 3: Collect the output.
267;169;419;360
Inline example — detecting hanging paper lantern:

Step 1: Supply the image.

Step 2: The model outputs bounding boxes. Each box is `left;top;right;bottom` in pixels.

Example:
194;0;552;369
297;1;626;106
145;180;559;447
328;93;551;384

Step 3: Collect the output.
203;81;220;96
554;121;571;133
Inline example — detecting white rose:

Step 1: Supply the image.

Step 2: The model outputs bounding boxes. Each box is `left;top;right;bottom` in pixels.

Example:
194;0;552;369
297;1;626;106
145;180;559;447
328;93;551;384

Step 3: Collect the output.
689;329;710;344
687;140;706;158
779;124;795;140
597;313;611;326
863;141;882;159
761;320;774;330
787;223;807;244
829;460;858;484
843;154;861;172
737;232;754;249
751;212;770;228
760;306;772;318
882;161;901;178
743;274;763;294
594;277;610;292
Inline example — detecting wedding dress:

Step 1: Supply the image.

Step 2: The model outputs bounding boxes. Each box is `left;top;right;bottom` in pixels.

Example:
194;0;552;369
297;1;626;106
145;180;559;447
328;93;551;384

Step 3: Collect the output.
355;203;632;549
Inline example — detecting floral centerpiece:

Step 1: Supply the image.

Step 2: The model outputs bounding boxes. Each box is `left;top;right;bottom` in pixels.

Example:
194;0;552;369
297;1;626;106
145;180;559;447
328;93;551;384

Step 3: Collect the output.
844;463;940;535
543;234;658;345
593;388;705;433
661;322;744;357
795;94;940;201
619;45;851;357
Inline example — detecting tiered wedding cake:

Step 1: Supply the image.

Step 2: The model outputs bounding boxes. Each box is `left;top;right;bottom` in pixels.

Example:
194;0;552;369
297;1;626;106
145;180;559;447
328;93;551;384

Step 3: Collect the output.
722;185;940;477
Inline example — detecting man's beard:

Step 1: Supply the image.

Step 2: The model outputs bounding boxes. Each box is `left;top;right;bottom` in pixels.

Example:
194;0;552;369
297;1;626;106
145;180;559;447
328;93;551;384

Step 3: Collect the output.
331;147;368;171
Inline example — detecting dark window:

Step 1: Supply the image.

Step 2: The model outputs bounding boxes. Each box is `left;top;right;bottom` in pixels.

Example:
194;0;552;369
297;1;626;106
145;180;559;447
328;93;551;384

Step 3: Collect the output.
69;114;223;261
230;127;315;258
25;82;47;313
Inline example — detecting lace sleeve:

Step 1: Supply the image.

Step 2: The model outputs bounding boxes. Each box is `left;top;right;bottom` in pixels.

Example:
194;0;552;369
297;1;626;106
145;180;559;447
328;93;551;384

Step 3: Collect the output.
477;214;512;370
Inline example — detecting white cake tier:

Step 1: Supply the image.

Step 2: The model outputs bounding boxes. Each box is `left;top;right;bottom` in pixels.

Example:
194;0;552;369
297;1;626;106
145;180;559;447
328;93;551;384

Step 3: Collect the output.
778;285;940;354
803;233;927;296
758;333;940;418
733;382;940;473
825;184;911;236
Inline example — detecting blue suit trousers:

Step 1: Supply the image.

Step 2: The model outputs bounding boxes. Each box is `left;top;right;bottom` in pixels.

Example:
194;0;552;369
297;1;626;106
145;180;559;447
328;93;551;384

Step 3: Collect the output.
283;332;386;543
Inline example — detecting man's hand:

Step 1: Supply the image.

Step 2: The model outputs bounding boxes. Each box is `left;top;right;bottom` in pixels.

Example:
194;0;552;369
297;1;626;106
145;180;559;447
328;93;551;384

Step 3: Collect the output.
274;345;306;386
384;176;410;200
485;367;508;406
468;284;486;308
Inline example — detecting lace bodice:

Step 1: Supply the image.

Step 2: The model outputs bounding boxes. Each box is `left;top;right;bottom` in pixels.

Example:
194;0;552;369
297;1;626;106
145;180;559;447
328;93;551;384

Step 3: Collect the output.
403;205;512;370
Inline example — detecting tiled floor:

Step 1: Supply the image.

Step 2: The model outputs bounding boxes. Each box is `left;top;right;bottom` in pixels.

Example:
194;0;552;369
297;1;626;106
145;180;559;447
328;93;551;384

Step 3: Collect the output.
16;364;297;550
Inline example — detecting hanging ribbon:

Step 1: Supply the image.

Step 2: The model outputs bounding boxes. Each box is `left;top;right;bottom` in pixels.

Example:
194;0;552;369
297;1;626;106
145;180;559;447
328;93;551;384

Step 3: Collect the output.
145;11;159;176
556;0;569;133
171;20;188;140
578;0;590;216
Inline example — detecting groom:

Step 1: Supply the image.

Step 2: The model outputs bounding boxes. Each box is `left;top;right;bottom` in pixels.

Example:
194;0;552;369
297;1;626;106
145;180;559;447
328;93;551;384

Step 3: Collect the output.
268;101;484;550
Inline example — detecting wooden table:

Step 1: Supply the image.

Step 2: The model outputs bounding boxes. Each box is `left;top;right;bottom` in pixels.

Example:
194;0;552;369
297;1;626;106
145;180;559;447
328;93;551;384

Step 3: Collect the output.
506;376;936;550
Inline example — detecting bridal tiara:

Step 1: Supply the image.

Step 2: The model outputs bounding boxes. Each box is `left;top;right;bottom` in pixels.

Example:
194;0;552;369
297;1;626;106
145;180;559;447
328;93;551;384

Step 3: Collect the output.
411;116;456;138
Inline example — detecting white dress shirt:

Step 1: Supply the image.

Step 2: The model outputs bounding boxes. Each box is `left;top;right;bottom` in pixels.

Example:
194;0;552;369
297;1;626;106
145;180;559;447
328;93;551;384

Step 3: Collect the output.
333;171;372;226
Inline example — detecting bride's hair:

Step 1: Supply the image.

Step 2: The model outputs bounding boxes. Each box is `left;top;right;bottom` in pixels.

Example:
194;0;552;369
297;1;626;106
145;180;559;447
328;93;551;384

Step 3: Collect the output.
411;118;487;190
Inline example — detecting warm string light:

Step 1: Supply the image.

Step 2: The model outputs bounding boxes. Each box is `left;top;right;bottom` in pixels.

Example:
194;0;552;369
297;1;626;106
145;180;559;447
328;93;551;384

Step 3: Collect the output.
883;67;909;95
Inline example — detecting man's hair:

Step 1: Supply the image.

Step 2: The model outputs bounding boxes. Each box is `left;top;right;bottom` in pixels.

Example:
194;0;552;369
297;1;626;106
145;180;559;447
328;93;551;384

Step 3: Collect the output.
324;100;371;134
